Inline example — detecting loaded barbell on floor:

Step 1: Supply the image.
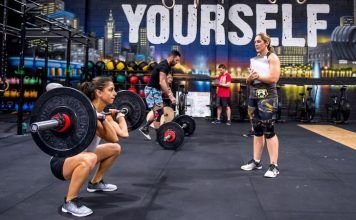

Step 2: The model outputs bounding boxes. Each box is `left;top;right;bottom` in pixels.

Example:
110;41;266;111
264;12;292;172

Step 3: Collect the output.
147;106;175;129
30;87;146;157
174;115;196;136
156;115;196;150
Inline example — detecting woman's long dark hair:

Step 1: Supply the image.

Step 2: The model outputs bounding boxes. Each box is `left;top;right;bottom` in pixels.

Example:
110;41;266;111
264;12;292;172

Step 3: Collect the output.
78;76;113;101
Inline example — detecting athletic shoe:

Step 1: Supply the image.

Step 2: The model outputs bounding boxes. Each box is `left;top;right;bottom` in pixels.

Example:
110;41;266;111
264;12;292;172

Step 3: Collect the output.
226;120;231;125
139;126;151;140
211;120;221;124
264;164;280;178
61;197;93;217
87;180;118;192
242;130;254;137
241;159;262;171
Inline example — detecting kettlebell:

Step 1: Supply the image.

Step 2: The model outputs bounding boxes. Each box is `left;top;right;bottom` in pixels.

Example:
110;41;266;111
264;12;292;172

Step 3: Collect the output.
24;76;30;85
4;90;10;97
29;102;34;111
7;101;14;110
10;77;17;85
23;102;29;111
24;90;30;98
29;77;36;85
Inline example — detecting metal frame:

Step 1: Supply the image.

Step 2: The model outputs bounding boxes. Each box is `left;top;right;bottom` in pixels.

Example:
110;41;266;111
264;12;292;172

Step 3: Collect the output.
0;0;94;135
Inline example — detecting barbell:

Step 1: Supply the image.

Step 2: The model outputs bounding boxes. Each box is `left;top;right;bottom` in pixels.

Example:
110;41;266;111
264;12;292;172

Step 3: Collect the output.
30;87;146;157
156;115;196;150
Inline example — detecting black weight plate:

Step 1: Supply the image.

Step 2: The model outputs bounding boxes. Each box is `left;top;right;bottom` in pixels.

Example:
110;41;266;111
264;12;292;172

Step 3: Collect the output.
30;87;97;157
157;122;184;150
174;115;196;136
111;90;146;131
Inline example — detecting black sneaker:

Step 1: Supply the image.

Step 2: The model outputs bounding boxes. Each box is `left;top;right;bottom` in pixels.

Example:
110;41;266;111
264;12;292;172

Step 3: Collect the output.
61;197;93;217
226;120;231;125
241;159;262;171
139;126;151;140
212;119;221;124
87;180;118;192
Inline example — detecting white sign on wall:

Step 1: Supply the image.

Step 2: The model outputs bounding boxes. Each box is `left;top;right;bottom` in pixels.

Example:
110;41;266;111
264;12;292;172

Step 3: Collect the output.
183;92;211;117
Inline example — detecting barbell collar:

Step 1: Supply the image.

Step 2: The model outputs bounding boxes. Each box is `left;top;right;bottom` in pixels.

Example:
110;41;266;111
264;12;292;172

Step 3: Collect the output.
120;108;128;115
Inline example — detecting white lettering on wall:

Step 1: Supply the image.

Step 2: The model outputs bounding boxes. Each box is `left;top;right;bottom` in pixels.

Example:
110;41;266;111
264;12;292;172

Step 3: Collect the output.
282;4;305;47
307;4;329;47
122;4;331;47
173;5;197;45
122;4;147;43
147;5;170;44
256;4;279;46
228;4;253;45
200;4;225;45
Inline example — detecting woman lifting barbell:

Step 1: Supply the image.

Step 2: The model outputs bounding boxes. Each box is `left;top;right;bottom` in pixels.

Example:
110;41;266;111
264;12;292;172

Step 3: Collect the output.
49;76;128;217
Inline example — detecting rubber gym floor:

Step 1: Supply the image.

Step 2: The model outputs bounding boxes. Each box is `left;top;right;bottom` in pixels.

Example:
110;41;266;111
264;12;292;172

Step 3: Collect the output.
1;117;356;220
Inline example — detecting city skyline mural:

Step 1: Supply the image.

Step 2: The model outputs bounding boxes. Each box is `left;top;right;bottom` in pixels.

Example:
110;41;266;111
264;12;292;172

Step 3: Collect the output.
63;0;355;76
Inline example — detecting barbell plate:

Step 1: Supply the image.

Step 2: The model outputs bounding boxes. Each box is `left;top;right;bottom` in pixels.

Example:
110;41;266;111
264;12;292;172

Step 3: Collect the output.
163;106;175;123
30;87;97;157
111;90;146;131
174;115;196;136
147;106;175;129
157;122;184;150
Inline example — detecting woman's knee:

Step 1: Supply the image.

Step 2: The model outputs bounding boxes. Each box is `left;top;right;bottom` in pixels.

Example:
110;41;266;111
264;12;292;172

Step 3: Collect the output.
82;153;97;169
111;143;121;156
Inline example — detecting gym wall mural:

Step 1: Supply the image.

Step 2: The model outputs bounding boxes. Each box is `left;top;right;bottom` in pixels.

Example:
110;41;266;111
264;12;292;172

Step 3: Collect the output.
64;0;356;119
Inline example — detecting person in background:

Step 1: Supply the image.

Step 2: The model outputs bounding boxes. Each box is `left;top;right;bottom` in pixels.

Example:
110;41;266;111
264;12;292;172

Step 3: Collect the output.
139;50;180;140
212;64;232;125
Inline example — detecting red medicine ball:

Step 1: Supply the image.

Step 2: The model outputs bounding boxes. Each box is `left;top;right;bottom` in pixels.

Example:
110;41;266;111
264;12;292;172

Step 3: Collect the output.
139;89;145;98
128;86;137;93
143;75;150;84
130;75;139;84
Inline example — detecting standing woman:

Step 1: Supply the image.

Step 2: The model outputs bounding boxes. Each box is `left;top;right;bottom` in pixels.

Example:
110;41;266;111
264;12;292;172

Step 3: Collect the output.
240;33;281;178
49;76;128;217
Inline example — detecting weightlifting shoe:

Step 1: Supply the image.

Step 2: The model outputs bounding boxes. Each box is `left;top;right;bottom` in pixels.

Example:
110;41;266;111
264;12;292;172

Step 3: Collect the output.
61;197;93;217
264;164;280;178
241;159;262;171
139;126;152;140
87;180;118;192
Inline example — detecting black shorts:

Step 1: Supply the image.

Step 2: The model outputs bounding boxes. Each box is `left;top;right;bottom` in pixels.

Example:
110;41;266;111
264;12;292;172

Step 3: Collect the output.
216;96;231;107
50;157;66;181
247;97;278;121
